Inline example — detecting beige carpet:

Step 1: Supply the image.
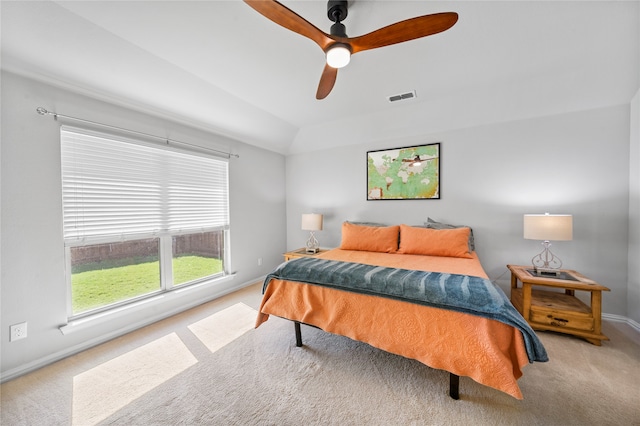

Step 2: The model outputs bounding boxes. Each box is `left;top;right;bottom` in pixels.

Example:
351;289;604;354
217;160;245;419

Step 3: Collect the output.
72;332;198;425
188;302;257;353
1;283;639;426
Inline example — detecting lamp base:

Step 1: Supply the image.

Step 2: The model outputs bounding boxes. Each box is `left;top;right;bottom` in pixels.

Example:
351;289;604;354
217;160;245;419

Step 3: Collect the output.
531;240;563;271
305;231;319;254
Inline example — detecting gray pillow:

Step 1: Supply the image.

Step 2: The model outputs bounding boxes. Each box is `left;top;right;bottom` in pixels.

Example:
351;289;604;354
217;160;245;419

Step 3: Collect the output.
425;217;475;251
346;221;388;227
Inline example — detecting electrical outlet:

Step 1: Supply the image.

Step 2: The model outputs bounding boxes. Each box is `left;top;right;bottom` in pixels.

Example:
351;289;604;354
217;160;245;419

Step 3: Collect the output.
257;257;263;266
10;322;27;342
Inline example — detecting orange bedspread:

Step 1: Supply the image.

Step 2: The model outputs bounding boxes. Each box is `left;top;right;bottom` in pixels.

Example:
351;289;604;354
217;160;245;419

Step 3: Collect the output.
256;249;531;399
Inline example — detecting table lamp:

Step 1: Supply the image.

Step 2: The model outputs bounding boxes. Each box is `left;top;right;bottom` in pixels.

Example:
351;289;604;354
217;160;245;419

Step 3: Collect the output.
302;213;323;253
524;213;573;276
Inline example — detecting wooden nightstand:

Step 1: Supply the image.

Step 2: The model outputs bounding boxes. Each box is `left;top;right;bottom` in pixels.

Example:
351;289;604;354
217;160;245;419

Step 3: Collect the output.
283;248;330;261
507;264;610;346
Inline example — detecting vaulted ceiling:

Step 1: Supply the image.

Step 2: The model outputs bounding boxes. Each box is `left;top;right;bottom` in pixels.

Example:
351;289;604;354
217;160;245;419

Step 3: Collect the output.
2;1;639;154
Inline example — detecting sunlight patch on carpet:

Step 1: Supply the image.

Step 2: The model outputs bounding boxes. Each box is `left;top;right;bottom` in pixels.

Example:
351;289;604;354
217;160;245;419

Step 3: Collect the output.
72;332;197;426
188;302;257;353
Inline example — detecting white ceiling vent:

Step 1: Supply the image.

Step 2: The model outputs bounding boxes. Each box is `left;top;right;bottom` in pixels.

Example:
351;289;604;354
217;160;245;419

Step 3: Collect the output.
388;90;417;103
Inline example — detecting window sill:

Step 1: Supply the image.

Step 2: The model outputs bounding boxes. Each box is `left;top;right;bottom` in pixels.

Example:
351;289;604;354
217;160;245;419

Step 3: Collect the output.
59;273;236;335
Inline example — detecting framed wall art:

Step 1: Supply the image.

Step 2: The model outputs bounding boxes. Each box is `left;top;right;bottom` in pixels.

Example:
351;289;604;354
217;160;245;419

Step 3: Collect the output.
367;143;440;200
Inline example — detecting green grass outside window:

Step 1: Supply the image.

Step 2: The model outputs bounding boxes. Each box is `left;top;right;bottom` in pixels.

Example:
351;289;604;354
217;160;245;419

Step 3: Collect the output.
71;255;222;314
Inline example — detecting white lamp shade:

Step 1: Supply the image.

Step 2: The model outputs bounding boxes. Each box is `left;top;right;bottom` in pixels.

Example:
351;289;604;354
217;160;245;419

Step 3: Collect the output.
301;213;323;231
524;214;573;241
326;45;351;68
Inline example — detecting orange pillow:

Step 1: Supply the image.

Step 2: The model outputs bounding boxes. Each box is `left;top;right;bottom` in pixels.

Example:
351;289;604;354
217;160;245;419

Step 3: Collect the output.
398;224;473;258
340;222;399;253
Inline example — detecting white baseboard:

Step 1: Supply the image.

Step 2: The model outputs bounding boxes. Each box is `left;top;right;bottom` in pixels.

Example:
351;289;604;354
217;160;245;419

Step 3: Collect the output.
602;313;640;333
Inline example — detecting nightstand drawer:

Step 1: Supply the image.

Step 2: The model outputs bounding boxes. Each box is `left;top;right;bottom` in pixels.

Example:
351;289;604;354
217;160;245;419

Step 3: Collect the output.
529;309;594;331
529;290;594;331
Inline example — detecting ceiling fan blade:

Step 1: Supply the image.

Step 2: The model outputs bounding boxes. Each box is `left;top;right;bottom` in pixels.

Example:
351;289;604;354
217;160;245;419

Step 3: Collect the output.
316;64;338;100
244;0;334;51
348;12;458;54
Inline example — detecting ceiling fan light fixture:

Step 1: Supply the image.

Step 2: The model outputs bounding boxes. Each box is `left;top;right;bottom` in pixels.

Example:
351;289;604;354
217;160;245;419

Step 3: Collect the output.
244;0;458;99
326;44;351;68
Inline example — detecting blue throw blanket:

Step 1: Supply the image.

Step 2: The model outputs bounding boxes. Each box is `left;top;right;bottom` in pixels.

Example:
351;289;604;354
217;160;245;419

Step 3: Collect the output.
264;257;548;363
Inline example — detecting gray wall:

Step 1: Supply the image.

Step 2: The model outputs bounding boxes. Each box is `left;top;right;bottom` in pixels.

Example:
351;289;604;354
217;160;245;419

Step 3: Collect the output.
629;90;640;324
1;71;287;379
286;105;632;318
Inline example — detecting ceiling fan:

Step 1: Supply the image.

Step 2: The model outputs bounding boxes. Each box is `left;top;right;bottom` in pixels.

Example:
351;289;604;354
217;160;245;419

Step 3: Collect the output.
244;0;458;100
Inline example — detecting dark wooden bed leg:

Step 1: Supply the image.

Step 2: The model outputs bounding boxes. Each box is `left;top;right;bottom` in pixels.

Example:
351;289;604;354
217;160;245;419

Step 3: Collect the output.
294;321;303;347
449;373;460;400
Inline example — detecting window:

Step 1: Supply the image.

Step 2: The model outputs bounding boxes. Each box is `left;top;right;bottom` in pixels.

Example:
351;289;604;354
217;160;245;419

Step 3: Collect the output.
61;126;230;317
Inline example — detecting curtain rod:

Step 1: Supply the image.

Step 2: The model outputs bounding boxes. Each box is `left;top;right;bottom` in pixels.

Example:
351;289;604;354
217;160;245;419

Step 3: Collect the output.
36;107;239;159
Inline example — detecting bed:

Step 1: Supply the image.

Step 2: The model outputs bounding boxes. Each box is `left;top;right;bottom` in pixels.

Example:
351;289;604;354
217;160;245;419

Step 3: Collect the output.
256;222;548;400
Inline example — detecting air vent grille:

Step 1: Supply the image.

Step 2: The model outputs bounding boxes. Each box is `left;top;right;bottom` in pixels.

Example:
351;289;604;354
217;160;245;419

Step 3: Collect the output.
388;90;417;103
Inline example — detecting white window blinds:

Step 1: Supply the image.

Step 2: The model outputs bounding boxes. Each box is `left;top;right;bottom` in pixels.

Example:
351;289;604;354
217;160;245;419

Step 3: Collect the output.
61;126;229;243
